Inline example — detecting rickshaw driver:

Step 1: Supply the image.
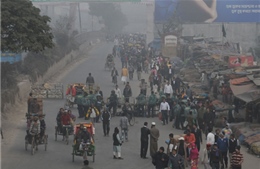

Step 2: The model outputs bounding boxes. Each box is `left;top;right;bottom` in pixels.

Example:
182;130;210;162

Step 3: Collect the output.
106;54;114;65
75;124;93;148
74;124;93;165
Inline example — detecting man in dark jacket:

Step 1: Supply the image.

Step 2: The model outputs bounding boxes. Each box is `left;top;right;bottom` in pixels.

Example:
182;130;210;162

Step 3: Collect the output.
86;73;95;89
108;90;118;116
168;148;184;169
141;122;150;159
192;124;203;151
210;143;223;169
152;147;169;169
123;84;132;102
101;107;111;136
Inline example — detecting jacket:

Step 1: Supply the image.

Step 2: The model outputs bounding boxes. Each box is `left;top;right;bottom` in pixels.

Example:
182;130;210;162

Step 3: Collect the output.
123;87;132;98
141;126;150;142
120;116;128;129
29;121;40;135
210;148;223;164
136;94;146;105
168;154;183;169
217;137;229;152
86;76;95;84
184;133;196;144
109;93;118;104
61;114;71;125
152;152;169;168
101;111;111;123
113;133;121;146
148;94;157;105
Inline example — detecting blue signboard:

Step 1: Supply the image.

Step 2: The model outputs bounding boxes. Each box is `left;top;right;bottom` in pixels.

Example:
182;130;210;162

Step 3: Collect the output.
154;0;260;23
0;52;22;64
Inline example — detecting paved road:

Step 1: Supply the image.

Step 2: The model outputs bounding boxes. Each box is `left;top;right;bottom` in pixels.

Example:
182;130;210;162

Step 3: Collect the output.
2;43;260;169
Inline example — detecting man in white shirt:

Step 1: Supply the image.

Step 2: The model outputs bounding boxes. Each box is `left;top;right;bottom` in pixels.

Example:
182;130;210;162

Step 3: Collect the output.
114;85;121;98
206;128;215;146
163;81;173;97
159;98;170;125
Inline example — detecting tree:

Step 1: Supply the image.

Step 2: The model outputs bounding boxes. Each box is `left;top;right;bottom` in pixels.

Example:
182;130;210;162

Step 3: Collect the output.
158;4;183;38
88;3;128;34
1;0;54;53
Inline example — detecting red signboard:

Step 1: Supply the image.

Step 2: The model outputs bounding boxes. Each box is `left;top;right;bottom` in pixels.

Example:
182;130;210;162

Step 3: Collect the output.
228;56;254;68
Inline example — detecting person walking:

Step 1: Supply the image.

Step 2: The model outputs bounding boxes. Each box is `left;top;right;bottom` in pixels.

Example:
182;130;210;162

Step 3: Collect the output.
229;134;239;168
140;122;150;159
147;91;157;118
159;98;170;125
217;132;229;169
201;144;211;169
113;127;123;159
121;66;128;85
120;112;128;142
192;124;203;151
101;107;111;136
86;73;95;90
168;148;184;169
137;63;142;81
231;146;243;169
190;143;199;169
209;143;223;169
164;81;173;98
150;122;160;157
152;147;169;169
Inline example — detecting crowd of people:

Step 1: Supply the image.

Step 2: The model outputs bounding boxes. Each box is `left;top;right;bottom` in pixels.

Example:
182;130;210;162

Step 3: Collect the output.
25;33;245;168
106;34;245;169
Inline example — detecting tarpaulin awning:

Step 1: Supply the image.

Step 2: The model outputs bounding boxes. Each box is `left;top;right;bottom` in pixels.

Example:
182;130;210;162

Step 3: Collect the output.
230;82;260;102
247;74;260;86
230;77;251;85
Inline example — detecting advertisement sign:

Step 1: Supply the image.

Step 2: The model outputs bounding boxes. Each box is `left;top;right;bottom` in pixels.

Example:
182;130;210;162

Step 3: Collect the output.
0;52;22;64
228;55;254;68
154;0;260;23
164;35;177;47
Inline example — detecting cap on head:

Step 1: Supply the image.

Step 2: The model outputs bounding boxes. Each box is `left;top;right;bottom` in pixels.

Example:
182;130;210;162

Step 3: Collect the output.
151;122;156;126
178;137;184;141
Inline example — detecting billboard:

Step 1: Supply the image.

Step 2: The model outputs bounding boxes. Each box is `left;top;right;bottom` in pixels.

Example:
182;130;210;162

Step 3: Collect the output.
228;55;254;68
0;52;22;64
154;0;260;23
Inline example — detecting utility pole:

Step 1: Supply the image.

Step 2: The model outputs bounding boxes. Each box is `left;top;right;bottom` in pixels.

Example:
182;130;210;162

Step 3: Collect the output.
78;3;82;33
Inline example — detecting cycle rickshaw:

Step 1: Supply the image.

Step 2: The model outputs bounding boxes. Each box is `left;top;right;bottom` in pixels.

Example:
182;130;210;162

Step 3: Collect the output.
72;123;95;163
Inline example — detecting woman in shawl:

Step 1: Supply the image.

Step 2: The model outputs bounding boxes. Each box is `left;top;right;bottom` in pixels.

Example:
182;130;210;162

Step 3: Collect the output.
189;142;199;169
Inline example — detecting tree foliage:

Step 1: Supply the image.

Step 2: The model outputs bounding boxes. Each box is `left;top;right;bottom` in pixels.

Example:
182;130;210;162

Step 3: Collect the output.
88;3;128;34
1;0;54;53
52;15;79;54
